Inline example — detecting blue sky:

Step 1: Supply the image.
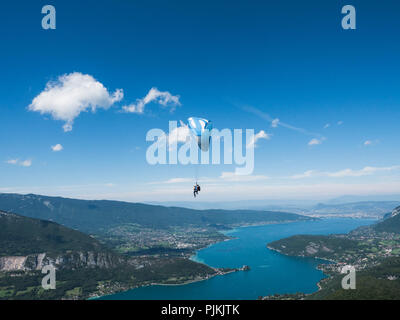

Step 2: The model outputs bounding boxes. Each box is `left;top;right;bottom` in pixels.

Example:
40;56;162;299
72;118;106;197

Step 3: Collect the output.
1;0;399;202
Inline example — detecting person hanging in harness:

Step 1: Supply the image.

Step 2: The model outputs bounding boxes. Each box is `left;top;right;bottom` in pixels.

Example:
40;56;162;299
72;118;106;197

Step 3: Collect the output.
193;183;201;198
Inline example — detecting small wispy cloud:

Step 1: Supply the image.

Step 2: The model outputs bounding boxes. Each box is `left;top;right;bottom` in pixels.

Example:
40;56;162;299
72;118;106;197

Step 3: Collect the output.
20;160;32;167
364;140;372;146
308;138;324;146
337;120;344;125
165;178;193;184
290;170;316;179
6;159;32;167
147;177;193;185
246;130;271;149
220;171;269;182
104;183;116;187
150;172;269;185
323;123;331;129
51;144;63;152
243;105;325;139
364;139;379;147
122;87;181;114
271;118;280;128
290;165;400;179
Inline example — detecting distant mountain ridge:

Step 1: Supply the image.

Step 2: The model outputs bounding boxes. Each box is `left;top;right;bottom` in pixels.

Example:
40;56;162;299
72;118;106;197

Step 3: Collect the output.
0;193;311;234
326;194;400;204
307;201;400;218
152;200;400;219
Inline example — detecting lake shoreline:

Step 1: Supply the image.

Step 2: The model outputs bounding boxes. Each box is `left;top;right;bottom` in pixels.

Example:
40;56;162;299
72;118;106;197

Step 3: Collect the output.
92;219;306;300
94;218;373;300
266;245;337;295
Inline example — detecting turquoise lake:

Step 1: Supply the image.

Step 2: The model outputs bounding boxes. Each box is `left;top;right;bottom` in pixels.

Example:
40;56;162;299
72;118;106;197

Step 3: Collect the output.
100;218;375;300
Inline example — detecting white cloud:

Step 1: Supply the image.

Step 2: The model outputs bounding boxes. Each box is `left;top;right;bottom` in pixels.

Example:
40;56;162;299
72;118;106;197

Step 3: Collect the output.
220;171;269;182
105;183;116;187
6;159;18;165
165;178;193;184
291;165;400;179
51;144;63;152
150;172;269;185
6;159;32;167
271;118;280;128
29;72;123;132
153;123;191;151
167;124;191;147
337;120;344;125
290;170;317;179
247;130;271;149
243;106;324;138
323;123;331;129
328;166;400;177
364;139;379;146
308;138;323;146
20;160;32;167
122;87;181;114
147;177;194;185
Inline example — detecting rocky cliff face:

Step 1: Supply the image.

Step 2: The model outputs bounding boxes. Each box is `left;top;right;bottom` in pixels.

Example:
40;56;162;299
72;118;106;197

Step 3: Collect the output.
0;209;146;273
0;251;125;272
390;206;400;218
0;256;27;271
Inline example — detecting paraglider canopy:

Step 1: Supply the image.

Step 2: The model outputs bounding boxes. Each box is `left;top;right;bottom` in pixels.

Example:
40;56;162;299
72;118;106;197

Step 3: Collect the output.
187;117;213;152
187;117;212;198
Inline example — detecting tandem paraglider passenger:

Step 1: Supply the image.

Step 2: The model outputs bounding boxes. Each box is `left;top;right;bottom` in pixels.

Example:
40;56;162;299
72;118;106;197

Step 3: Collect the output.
193;183;201;198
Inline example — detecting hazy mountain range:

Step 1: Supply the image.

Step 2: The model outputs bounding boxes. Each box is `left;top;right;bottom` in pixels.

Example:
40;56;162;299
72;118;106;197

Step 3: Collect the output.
149;198;400;219
0;193;311;234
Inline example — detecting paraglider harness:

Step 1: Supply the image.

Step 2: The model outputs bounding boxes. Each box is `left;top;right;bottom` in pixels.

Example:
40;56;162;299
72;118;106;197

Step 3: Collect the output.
193;183;201;197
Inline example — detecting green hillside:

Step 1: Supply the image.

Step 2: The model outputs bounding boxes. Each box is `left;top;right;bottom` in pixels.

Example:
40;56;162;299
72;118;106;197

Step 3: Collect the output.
308;257;400;300
0;210;104;257
0;210;221;299
373;206;400;233
268;234;362;259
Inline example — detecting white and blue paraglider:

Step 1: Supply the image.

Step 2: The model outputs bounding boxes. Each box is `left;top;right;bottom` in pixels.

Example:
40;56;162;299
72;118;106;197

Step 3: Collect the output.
187;117;213;198
187;117;213;152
